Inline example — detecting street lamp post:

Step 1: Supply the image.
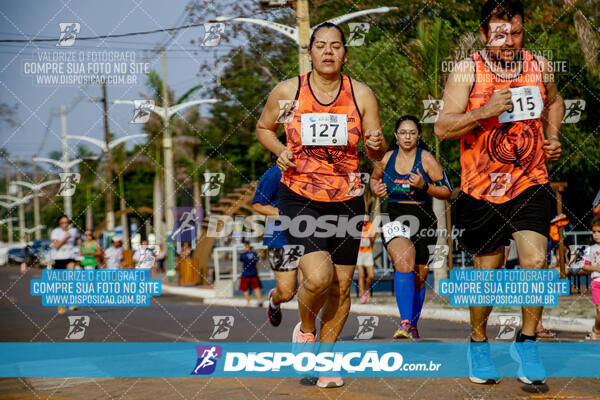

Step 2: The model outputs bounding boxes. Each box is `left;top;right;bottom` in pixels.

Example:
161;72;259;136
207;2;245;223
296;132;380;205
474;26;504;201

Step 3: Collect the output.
10;180;60;240
213;6;398;74
0;218;17;243
15;225;46;242
59;105;74;218
65;133;148;241
0;194;41;243
32;156;83;219
113;97;217;282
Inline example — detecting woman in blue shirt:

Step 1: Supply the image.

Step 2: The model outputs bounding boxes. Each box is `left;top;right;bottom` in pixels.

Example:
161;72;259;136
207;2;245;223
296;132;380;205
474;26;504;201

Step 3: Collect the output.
370;115;451;339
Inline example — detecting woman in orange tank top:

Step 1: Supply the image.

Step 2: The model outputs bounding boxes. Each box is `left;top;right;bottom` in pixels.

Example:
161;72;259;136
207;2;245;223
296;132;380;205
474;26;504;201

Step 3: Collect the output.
256;22;386;389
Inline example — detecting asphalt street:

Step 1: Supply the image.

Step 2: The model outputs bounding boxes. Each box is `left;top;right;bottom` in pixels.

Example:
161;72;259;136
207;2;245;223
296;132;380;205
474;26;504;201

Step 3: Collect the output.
1;266;599;399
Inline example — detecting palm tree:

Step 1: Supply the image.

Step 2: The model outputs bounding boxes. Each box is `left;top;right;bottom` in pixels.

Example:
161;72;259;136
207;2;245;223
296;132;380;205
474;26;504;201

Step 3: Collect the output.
75;145;100;231
405;17;454;286
574;10;599;79
405;18;453;160
114;145;156;247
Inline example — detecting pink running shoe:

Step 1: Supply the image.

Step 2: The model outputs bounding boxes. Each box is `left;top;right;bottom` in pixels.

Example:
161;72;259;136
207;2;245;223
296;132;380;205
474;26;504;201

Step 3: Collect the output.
317;376;344;388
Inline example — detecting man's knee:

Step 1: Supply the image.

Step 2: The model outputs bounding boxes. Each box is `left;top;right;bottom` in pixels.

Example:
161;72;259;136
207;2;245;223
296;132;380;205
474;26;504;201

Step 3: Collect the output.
333;275;356;299
301;269;333;294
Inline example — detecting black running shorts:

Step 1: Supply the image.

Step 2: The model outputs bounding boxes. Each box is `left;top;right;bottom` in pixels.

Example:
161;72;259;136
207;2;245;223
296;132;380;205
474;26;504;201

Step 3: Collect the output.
278;183;365;265
454;184;555;255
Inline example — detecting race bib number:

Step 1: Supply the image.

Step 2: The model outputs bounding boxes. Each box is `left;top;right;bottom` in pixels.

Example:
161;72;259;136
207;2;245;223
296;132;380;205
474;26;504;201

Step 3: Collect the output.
382;221;411;243
301;113;348;146
498;86;543;123
57;246;71;257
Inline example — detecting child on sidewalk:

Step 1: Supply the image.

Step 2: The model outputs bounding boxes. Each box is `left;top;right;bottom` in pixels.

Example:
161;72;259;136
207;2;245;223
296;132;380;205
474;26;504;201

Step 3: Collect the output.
582;216;600;340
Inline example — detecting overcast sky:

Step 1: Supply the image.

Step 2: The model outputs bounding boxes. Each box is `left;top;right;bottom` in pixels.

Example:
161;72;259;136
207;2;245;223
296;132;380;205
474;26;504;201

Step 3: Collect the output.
0;0;255;164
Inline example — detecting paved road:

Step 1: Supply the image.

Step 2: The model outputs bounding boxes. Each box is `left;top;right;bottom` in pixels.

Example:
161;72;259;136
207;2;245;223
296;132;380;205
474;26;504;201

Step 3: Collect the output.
1;266;599;399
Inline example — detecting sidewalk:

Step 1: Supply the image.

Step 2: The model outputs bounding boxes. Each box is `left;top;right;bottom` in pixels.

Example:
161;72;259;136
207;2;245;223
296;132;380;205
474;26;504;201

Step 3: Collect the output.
160;283;596;333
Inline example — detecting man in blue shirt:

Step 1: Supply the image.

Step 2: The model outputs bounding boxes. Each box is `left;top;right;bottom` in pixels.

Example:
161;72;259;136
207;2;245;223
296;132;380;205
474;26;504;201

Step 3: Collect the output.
239;240;263;307
252;164;298;326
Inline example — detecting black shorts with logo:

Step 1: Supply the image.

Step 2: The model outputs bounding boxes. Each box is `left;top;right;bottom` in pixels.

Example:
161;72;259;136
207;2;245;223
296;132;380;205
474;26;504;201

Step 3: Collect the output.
278;183;365;265
454;184;555;255
267;247;299;272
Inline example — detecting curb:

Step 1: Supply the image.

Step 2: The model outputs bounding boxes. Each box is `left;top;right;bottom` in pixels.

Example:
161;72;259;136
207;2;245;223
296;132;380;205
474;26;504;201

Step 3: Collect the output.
161;285;594;333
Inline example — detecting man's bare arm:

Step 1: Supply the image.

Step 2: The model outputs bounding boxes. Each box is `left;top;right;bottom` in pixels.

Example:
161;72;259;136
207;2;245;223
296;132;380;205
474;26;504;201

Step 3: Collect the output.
538;55;563;139
435;59;512;140
536;55;563;162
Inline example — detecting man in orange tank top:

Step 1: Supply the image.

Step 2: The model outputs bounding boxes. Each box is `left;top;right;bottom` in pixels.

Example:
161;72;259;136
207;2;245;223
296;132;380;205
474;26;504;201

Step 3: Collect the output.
256;22;386;388
435;0;563;387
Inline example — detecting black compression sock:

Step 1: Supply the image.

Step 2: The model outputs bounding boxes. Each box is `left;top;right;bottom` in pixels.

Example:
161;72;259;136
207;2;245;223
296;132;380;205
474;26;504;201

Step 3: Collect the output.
516;330;536;342
470;337;488;343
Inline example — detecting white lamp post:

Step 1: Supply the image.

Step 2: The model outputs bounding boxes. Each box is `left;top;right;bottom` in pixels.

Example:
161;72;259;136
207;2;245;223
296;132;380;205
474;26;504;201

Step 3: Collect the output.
10;180;60;240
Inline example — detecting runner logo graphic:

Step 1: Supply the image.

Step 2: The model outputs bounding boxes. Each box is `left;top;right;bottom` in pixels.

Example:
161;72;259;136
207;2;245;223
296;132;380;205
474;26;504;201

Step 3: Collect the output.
421;100;444;123
354;316;379;339
562;100;586;124
57;173;81;197
276;99;299;124
427;245;448;269
130;100;155;123
201;23;225;47
488;22;510;47
496;315;521;340
201;173;224;197
65;316;90;340
210;316;234;340
346;172;370;196
170;207;204;243
191;345;222;375
347;23;370;47
57;23;80;47
487;172;511;197
282;245;304;270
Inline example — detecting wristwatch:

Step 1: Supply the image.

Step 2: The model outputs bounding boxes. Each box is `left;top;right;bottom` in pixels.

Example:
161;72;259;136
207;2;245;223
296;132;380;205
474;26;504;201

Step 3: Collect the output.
419;181;429;192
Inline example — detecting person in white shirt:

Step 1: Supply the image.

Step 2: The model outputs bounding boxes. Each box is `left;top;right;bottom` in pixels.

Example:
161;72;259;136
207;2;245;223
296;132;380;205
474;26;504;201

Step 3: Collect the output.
50;215;80;269
133;240;155;270
582;216;600;340
50;215;80;314
104;237;123;269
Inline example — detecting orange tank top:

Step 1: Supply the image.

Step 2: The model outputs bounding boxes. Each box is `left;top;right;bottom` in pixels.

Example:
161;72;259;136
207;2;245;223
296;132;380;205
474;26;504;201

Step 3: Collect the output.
281;72;363;202
358;221;374;253
462;50;548;204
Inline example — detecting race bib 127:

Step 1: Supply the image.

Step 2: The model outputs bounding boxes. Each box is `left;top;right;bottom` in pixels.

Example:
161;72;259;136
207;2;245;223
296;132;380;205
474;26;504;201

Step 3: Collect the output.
301;113;348;146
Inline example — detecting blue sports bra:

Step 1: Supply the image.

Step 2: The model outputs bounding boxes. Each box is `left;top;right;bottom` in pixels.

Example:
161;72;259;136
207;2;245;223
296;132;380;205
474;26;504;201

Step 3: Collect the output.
382;147;432;204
